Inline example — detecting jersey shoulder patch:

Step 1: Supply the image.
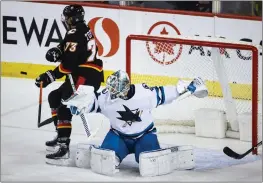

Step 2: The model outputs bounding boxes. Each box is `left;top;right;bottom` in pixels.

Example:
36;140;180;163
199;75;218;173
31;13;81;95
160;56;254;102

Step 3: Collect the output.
142;83;154;91
67;28;77;35
85;29;94;41
101;88;109;94
98;88;109;106
64;29;79;43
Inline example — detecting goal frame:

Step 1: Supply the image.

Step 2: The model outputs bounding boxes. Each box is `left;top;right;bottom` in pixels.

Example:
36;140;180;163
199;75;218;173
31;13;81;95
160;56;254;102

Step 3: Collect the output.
126;34;259;154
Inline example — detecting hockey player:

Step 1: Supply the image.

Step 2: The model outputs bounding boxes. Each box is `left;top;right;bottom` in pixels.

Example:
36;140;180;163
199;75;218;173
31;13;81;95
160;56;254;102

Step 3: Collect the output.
64;70;208;176
35;4;104;160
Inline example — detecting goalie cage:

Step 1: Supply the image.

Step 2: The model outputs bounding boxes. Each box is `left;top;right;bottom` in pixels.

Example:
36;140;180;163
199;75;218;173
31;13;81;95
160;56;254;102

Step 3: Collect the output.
126;34;262;155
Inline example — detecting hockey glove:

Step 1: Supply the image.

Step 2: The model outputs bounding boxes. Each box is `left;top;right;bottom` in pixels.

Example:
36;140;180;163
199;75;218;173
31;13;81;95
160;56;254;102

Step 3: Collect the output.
187;77;208;98
35;70;56;88
69;106;81;115
45;47;62;62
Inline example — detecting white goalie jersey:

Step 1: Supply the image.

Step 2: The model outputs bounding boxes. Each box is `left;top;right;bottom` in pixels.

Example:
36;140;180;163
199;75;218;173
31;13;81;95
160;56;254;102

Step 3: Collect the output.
64;78;208;137
96;84;180;136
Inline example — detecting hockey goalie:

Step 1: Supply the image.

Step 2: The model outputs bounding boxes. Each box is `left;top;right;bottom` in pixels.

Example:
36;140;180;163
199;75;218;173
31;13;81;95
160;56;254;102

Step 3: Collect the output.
63;70;208;177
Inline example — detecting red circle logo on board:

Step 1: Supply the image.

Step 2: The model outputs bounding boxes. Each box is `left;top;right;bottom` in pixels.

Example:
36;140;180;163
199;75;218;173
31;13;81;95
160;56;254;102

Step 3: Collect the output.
146;21;183;65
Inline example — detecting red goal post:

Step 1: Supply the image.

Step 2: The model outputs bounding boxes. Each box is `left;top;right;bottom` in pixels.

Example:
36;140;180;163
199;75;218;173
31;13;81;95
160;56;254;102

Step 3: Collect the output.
126;34;260;154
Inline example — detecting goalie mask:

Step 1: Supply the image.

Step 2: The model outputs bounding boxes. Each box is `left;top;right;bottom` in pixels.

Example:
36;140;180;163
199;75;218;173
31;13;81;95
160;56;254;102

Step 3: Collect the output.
61;4;85;31
106;70;130;100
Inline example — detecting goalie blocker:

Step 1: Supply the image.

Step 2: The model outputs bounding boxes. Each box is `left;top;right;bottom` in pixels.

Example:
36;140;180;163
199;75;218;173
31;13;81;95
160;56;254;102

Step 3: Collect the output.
75;144;194;177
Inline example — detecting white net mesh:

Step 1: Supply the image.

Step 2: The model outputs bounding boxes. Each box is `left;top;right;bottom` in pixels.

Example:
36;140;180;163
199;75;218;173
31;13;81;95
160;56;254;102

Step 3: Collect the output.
128;35;262;148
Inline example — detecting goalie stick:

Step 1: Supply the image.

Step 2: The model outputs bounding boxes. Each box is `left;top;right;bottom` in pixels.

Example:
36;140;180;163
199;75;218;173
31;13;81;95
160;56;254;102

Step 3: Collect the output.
223;141;262;159
67;74;92;137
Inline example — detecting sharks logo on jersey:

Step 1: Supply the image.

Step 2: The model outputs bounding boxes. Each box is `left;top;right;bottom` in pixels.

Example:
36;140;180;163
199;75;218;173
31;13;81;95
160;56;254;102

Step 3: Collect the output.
117;105;142;127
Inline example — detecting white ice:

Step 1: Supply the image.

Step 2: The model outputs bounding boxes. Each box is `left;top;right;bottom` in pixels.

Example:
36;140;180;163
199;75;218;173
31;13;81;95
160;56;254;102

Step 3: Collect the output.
1;77;262;181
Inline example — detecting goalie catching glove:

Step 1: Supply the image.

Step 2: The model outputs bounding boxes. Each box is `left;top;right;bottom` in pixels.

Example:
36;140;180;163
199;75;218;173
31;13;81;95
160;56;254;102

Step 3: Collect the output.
155;77;208;106
186;77;208;98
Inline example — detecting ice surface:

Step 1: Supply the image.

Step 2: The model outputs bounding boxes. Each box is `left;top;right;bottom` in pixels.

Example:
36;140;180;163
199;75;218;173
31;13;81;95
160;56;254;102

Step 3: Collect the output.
1;77;262;181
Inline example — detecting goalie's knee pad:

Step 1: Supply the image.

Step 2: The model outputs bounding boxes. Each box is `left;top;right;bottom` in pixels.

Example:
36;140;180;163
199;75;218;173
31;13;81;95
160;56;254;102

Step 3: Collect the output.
139;145;194;177
90;146;120;176
75;143;94;169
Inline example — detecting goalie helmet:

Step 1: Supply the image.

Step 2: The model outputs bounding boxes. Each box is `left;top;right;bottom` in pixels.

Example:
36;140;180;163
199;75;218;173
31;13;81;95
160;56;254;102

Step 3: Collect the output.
106;70;130;100
61;4;85;30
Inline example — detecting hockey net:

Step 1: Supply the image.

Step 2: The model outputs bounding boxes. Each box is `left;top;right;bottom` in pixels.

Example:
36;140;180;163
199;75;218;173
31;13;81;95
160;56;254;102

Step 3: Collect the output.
126;34;262;154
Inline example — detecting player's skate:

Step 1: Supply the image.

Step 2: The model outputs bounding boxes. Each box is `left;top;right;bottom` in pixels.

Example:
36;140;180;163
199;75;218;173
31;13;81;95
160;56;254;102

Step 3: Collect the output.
45;138;72;166
45;131;59;152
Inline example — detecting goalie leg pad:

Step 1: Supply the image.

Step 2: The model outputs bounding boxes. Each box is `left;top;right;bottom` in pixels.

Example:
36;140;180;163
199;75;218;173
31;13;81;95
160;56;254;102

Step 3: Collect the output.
170;145;195;170
75;143;94;169
139;148;173;177
139;145;195;177
90;146;120;176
